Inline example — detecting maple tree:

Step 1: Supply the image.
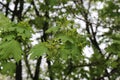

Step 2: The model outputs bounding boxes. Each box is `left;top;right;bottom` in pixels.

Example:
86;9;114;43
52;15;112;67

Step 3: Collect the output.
0;0;120;80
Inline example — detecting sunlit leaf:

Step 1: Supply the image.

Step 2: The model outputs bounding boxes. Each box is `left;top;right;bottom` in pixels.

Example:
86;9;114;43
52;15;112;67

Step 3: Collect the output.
0;13;12;31
0;40;22;62
30;42;48;59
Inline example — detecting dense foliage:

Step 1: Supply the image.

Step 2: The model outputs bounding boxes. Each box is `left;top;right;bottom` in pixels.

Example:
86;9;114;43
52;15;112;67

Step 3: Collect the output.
0;0;120;80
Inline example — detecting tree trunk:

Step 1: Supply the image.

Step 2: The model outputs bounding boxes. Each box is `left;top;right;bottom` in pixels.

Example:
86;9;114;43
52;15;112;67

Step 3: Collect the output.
15;61;22;80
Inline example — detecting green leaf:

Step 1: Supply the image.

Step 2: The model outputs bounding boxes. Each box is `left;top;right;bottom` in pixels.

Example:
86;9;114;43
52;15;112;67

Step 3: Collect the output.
60;48;69;60
57;35;74;43
30;42;48;59
12;40;23;61
106;42;120;54
1;62;16;76
0;13;12;31
49;0;59;6
0;40;22;62
30;17;45;29
2;34;15;41
46;26;59;34
16;21;32;40
106;59;118;68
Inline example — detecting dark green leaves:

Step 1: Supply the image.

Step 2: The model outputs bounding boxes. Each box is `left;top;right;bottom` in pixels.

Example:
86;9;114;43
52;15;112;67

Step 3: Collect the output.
29;17;45;29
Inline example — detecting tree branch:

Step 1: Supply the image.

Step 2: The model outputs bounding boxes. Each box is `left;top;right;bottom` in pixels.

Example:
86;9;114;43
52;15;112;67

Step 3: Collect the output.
5;1;10;17
31;0;40;16
11;0;19;21
18;0;24;21
23;45;34;79
0;1;13;12
33;57;42;80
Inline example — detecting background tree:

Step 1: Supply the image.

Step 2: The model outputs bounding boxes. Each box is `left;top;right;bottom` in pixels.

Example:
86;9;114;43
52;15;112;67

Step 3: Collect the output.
0;0;120;80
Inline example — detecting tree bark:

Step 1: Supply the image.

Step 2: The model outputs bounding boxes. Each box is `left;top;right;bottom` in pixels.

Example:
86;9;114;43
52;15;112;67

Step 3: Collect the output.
15;61;22;80
33;57;42;80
